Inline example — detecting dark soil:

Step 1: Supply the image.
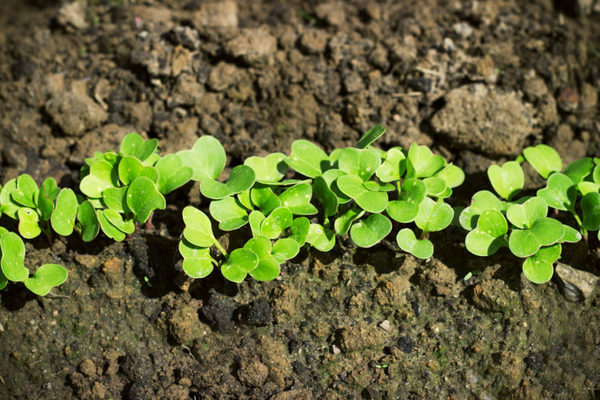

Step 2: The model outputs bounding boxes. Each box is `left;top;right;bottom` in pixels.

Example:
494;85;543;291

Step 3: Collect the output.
1;0;600;399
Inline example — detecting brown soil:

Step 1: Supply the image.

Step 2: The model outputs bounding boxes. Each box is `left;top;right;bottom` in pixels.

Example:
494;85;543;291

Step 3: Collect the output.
1;0;599;399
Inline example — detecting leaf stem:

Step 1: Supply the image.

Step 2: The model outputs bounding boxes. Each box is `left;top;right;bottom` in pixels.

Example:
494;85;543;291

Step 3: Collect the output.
212;237;228;257
571;211;587;240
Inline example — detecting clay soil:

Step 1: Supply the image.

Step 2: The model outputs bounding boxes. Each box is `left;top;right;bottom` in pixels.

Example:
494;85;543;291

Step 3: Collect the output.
1;0;600;399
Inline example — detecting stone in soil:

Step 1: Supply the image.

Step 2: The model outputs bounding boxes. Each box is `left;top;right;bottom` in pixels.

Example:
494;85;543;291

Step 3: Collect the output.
237;358;269;387
337;321;388;352
554;262;600;302
224;27;277;66
430;84;534;156
45;87;108;137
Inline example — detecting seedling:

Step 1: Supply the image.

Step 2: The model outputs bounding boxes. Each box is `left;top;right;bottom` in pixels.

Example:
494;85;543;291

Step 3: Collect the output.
0;230;67;296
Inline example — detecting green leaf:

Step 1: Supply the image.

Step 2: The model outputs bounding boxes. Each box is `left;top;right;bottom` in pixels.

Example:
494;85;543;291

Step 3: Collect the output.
237;190;253;210
306;224;336;252
51;189;78;236
120;132;158;162
560;225;582;243
24;264;68;296
313;176;338;218
434;164;465;189
102;187;130;213
338;148;381;181
334;206;365;235
178;239;213;260
244;237;280;281
423;177;448;198
260;207;293;239
506;196;548;229
77;200;99;242
290;217;310;246
37;190;54;222
508;218;563;258
126;177;166;223
182;206;216;247
103;209;135;234
578;181;600;196
465;210;508;256
594;165;600;184
530;217;564;246
356;124;386;149
487;161;524;200
0;232;28;282
80;159;118;198
459;190;504;230
272;238;300;263
350;214;392;248
0;270;7;291
244;153;287;183
564;158;594;184
118;156;158;185
375;147;406;183
221;248;259;283
97;210;127;241
285;140;329;178
183;257;214;279
386;178;427;223
155;154;193;195
536;172;576;212
406;143;445;178
209;197;249;231
249;210;266;237
396;228;433;259
0;179;20;219
582;192;600;231
41;178;60;202
279;183;318;215
336;175;387;213
250;187;281;215
523;144;562;179
415;198;453;233
522;244;561;284
201;165;256;200
18;208;41;239
177;136;226;182
12;174;39;208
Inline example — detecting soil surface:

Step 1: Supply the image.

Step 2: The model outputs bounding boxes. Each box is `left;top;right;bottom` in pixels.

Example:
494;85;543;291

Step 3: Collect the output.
1;0;600;399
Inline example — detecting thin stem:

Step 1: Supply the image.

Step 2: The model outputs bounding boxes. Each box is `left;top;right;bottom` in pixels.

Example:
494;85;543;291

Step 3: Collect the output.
212;237;228;258
571;211;588;241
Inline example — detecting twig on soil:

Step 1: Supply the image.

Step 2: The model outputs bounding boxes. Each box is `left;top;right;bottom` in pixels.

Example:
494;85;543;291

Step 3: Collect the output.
391;92;423;98
414;67;442;77
0;375;4;384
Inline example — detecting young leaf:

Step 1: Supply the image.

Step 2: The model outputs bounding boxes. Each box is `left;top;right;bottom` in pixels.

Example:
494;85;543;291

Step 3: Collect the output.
120;133;158;162
279;183;318;215
435;164;465;189
244;237;280;281
396;228;433;259
260;207;293;239
508;217;564;258
356;124;386;149
12;174;39;208
209;197;249;231
183;257;214;279
80;159;118;198
487;161;524;200
536;172;576;212
182;206;216;247
221;248;259;283
564;158;594;184
250;187;281;214
334;206;365;235
581;192;600;231
51;189;78;236
578;181;600;196
41;178;60;202
423;177;448;198
77;200;100;242
459;190;504;230
272;238;300;263
313;176;338;218
237;190;253;210
285;140;329;178
336;175;387;213
350;214;392;248
24;264;68;296
406;143;445;178
118;156;159;185
0;179;20;219
18;208;41;239
522;244;561;284
200;165;256;200
244;153;287;183
178;239;212;259
375;148;406;182
465;210;508;256
126;177;166;223
506;197;547;229
386;178;426;223
560;225;582;243
415;198;453;233
306;224;335;252
155;154;193;195
523;144;562;179
177;136;226;182
102;187;130;213
103;209;135;234
0;232;28;282
97;210;126;241
290;217;310;246
37;190;54;221
249;210;266;237
338;148;381;181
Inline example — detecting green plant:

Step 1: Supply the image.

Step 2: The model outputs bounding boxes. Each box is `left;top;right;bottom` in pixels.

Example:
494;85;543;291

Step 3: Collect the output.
79;133;193;241
0;228;67;296
460;144;596;284
178;125;464;283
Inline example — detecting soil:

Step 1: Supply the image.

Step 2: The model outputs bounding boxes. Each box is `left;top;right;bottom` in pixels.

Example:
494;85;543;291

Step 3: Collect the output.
1;0;600;399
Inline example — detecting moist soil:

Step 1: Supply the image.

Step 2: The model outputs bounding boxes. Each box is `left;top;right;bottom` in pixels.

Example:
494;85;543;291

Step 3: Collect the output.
1;0;600;399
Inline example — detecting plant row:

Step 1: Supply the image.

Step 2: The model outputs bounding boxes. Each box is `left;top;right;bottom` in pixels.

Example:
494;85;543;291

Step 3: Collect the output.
0;126;598;295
